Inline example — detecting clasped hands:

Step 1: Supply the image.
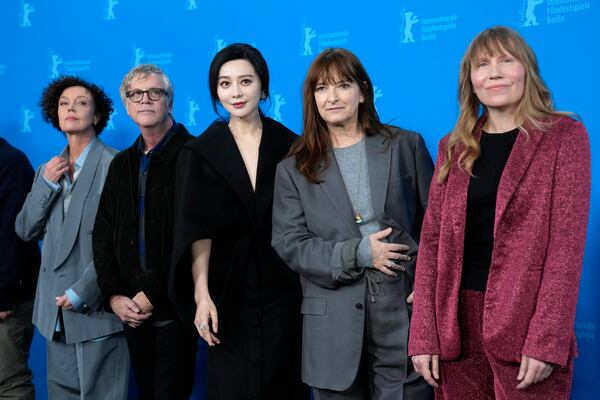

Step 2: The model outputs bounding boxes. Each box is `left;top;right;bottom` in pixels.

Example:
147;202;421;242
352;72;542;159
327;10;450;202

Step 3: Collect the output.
109;292;153;328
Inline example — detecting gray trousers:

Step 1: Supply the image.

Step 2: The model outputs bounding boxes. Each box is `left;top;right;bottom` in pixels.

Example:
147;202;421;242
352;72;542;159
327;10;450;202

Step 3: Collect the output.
46;332;129;400
0;300;35;400
313;272;433;400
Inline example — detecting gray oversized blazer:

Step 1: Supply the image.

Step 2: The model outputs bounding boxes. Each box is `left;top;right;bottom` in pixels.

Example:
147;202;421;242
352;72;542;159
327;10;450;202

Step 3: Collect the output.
272;127;434;390
15;138;123;344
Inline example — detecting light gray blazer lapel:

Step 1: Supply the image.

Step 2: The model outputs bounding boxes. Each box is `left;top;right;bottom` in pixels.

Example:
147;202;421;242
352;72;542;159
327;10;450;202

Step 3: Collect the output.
319;152;361;238
365;134;391;221
53;139;103;270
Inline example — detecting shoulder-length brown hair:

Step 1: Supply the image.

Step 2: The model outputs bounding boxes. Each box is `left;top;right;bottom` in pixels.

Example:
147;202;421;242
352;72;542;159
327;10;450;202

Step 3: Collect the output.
289;48;389;183
438;26;564;183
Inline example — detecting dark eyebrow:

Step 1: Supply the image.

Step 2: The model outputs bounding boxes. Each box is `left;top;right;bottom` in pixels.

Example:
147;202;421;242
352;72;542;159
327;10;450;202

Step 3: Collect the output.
218;74;255;80
59;95;90;100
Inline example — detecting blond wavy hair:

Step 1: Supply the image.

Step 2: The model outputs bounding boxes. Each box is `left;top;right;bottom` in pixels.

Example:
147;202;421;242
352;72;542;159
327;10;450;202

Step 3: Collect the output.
438;26;561;183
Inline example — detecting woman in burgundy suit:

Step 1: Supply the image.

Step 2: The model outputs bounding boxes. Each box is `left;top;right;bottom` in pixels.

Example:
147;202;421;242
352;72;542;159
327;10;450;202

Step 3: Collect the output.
408;26;590;399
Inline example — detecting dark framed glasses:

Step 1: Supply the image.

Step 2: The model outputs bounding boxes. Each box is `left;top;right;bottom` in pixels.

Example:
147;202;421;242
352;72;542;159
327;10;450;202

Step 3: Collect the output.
125;88;166;103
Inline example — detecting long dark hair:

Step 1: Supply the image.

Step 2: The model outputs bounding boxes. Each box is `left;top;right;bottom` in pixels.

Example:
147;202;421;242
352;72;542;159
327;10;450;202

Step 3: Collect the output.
289;48;388;183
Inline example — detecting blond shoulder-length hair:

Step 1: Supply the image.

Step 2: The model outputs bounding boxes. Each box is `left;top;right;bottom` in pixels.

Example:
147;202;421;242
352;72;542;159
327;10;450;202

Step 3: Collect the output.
438;26;564;183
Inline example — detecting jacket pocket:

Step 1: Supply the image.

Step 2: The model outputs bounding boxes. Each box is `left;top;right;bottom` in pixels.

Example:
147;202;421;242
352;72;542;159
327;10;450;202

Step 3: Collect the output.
301;297;327;316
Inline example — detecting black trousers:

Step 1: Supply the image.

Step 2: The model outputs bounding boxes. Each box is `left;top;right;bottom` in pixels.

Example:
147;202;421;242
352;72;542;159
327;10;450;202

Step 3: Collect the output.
124;319;197;400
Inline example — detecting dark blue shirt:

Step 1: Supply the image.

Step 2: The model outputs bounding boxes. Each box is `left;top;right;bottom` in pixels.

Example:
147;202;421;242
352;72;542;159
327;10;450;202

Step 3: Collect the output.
136;120;178;270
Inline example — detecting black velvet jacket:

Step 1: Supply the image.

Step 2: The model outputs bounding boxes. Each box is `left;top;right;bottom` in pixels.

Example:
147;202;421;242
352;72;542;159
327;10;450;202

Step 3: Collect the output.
93;123;193;320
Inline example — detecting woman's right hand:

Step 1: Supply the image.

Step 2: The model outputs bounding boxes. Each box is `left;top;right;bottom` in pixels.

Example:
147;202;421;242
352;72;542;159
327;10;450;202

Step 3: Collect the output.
43;156;69;183
412;354;440;388
194;294;220;346
369;227;411;276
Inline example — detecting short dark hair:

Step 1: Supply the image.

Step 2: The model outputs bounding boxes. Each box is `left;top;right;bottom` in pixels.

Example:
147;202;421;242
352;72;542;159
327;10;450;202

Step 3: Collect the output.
208;43;269;116
39;76;114;135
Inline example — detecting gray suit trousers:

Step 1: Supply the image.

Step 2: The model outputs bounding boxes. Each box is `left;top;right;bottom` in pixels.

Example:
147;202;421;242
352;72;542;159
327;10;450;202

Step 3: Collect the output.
46;332;129;400
313;273;433;400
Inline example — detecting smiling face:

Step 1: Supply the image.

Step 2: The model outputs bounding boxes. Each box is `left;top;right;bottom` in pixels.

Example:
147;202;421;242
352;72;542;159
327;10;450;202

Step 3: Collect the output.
124;73;172;130
470;47;526;114
313;78;364;130
57;86;98;135
216;59;262;121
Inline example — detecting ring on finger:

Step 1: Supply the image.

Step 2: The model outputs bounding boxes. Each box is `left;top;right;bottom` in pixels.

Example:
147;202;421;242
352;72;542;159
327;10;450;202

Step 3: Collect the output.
196;320;208;331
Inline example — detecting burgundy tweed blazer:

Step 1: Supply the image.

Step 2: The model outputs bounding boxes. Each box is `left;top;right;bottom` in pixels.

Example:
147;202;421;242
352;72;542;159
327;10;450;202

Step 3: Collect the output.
408;115;590;368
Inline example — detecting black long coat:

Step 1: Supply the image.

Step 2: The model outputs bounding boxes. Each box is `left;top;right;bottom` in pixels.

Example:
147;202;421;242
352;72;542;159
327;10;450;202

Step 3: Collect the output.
169;117;307;400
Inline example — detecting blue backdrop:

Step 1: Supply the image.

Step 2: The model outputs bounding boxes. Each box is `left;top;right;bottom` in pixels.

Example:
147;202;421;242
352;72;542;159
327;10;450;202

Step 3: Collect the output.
2;0;598;398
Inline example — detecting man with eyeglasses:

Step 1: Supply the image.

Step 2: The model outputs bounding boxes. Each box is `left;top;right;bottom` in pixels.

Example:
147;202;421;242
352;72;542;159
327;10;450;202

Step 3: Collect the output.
93;64;197;399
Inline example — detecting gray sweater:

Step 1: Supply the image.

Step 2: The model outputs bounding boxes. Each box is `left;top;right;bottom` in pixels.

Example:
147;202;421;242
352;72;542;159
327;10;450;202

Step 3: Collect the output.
333;138;381;267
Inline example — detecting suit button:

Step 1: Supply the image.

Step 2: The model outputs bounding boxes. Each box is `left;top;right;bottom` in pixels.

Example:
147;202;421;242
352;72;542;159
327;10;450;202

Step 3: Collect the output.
355;303;363;310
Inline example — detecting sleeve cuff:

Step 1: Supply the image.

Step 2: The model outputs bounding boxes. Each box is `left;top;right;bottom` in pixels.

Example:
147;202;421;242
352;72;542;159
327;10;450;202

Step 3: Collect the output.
65;288;86;312
356;237;373;267
42;175;61;192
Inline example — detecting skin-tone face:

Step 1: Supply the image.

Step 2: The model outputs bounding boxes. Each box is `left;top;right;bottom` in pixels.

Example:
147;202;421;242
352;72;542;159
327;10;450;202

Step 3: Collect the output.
470;48;526;114
314;78;364;130
125;73;172;130
57;86;98;135
216;59;262;121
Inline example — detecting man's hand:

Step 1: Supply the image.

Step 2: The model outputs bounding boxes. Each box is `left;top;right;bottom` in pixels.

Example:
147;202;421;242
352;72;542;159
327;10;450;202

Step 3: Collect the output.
0;310;14;320
132;291;154;314
109;295;152;328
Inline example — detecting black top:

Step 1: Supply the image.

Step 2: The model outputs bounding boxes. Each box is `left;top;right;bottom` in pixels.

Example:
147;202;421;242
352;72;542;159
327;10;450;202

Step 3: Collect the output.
169;117;302;328
461;128;518;291
0;138;40;310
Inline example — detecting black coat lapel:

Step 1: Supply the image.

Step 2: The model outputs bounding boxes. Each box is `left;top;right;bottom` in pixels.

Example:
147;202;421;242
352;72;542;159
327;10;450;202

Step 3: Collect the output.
195;121;256;224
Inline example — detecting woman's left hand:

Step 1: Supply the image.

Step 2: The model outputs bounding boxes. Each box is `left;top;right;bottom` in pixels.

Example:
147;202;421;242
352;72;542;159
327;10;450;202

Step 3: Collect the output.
516;355;554;389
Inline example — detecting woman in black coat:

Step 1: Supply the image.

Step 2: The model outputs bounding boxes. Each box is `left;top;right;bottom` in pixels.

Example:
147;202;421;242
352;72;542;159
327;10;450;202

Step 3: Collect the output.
169;43;308;400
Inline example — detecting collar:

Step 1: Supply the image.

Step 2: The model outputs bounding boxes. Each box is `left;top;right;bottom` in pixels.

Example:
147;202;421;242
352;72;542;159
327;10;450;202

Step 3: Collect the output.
60;136;96;176
137;119;177;158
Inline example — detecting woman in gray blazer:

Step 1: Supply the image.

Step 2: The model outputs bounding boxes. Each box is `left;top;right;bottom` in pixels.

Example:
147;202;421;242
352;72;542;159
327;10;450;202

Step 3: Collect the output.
15;77;128;400
272;48;434;400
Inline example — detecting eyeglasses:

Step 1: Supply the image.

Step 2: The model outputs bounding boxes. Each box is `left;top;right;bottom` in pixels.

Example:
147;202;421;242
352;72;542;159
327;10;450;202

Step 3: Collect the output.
125;88;167;103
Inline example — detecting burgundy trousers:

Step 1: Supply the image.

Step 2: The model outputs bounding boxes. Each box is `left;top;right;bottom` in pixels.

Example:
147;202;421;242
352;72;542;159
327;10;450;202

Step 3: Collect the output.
436;290;573;400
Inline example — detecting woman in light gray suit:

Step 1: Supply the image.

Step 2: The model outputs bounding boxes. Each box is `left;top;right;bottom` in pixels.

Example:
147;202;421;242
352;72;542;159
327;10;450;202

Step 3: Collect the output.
16;77;128;400
272;48;434;400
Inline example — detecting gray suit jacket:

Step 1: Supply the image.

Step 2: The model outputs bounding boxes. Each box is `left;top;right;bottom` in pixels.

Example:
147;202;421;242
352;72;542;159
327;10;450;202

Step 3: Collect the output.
15;138;123;343
272;127;433;390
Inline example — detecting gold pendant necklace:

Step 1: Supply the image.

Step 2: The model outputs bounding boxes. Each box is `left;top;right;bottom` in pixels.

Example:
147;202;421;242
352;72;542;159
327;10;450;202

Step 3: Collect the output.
353;139;365;225
354;211;364;224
